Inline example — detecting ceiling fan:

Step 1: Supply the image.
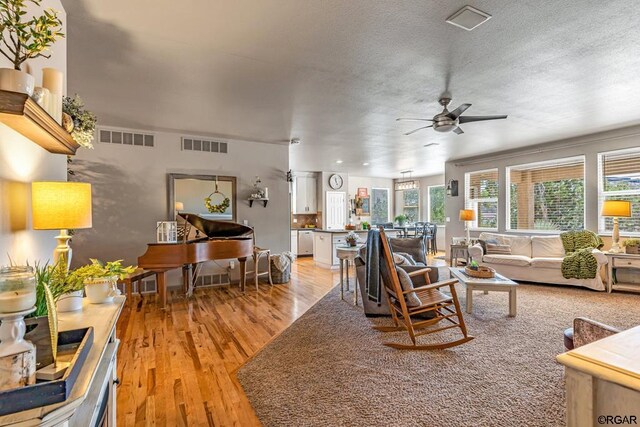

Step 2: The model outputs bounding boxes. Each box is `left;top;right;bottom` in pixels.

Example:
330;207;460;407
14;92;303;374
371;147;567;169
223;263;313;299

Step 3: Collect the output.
397;97;507;135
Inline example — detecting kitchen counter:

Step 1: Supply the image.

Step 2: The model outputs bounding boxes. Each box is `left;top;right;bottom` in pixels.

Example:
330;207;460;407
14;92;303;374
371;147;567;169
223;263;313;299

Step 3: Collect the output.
313;229;369;233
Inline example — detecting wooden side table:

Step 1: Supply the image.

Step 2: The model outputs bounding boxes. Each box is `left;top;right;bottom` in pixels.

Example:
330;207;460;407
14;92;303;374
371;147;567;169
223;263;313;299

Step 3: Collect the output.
336;245;363;306
606;252;640;293
450;243;470;267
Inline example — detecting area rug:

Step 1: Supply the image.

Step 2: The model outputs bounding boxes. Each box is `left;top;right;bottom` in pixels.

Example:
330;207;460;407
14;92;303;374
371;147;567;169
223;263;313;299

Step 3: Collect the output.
237;279;640;427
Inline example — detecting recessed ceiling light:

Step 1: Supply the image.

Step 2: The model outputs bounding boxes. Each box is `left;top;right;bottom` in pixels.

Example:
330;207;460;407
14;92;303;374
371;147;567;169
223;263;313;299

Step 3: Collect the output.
446;5;492;31
362;162;369;166
424;143;439;148
336;160;343;164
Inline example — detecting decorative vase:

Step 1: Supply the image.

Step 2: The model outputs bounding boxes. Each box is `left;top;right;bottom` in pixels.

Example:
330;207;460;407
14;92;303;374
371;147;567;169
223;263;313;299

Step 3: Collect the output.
62;112;74;132
85;277;120;304
55;290;84;312
0;68;35;96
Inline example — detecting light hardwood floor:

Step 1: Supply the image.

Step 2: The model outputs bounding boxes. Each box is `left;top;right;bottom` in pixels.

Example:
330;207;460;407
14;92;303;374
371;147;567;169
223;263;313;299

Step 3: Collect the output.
116;254;445;426
115;257;337;426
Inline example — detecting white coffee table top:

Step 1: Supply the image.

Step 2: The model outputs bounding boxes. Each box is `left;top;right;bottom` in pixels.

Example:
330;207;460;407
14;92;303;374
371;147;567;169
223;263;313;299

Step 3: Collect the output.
449;267;517;287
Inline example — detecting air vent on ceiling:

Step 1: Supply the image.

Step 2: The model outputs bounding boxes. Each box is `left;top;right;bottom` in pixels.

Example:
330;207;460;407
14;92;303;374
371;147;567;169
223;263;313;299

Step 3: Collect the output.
98;127;154;147
181;136;228;154
446;5;491;31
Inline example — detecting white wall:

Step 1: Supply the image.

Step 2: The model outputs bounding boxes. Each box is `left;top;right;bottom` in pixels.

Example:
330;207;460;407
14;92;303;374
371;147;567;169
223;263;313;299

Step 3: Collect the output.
0;0;68;265
69;127;290;280
348;175;394;224
444;124;640;253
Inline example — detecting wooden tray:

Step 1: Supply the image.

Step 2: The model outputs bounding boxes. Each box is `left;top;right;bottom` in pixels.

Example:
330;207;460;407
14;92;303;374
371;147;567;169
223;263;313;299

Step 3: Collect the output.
0;327;94;416
465;266;495;278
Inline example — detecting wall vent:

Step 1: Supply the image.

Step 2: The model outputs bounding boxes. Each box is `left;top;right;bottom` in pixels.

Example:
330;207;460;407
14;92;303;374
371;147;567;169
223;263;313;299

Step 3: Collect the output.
181;136;228;154
98;127;155;147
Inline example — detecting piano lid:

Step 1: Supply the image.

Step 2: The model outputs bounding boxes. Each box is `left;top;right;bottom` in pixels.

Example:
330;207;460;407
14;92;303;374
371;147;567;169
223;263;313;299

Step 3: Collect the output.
178;213;253;238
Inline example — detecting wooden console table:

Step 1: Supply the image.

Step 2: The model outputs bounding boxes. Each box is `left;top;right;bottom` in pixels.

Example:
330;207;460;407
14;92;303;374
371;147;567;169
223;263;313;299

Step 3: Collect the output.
557;325;640;426
605;252;640;293
0;297;125;426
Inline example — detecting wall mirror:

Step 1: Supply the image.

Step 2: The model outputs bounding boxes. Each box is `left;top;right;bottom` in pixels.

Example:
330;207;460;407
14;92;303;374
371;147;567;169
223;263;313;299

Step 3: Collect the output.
168;174;237;222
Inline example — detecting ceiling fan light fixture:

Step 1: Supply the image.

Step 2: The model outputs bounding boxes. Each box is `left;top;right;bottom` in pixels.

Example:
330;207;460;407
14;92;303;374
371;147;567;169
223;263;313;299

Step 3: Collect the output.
446;6;492;31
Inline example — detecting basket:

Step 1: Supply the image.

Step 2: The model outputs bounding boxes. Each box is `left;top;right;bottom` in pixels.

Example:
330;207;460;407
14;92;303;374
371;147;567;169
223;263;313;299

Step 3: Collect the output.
465;266;495;278
626;245;639;255
270;258;291;284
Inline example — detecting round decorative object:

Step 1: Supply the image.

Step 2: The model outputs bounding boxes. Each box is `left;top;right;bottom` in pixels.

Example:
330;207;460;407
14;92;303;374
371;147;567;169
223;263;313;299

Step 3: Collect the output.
204;191;230;213
329;174;343;190
62;112;74;133
464;265;495;278
84;276;119;304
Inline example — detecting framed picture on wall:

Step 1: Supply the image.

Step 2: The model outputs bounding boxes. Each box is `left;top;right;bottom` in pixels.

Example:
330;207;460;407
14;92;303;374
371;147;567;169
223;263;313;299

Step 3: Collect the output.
357;187;368;198
356;196;370;215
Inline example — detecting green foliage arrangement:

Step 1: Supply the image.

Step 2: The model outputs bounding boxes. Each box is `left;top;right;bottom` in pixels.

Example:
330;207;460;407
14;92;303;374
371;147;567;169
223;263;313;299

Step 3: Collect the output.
361;221;370;230
71;259;136;283
623;239;640;247
62;95;97;148
32;262;83;317
0;0;64;70
394;214;408;224
204;194;230;213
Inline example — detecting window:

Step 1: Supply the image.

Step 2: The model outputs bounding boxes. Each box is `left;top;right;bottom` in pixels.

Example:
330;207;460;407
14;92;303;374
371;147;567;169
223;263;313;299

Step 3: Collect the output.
506;156;585;231
598;148;640;235
465;169;498;229
401;188;419;222
428;185;445;225
371;188;390;225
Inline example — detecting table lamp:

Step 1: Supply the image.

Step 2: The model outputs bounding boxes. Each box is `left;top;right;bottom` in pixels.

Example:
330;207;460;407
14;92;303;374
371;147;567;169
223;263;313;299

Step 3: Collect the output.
459;209;476;244
601;200;631;253
32;182;93;269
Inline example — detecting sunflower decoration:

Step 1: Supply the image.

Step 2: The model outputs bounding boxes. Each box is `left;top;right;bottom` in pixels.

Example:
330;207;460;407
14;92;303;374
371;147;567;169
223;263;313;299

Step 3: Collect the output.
204;177;230;213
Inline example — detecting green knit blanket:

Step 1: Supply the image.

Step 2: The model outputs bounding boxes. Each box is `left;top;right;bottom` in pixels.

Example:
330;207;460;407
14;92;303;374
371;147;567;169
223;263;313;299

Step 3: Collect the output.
560;231;604;279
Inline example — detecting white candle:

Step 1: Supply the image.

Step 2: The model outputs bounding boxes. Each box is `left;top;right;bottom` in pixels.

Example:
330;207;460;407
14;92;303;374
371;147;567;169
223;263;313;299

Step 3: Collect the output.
42;67;63;95
0;290;36;313
264;187;269;199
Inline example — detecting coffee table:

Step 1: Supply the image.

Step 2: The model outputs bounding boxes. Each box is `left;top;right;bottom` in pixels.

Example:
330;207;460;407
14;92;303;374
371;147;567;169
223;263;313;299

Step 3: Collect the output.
449;267;518;317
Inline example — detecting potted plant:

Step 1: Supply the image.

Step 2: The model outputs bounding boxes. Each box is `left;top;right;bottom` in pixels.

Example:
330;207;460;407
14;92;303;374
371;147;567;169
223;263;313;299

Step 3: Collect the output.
62;95;97;148
33;261;84;313
394;214;408;227
71;259;135;304
0;0;64;95
361;221;370;230
345;231;359;247
623;238;640;254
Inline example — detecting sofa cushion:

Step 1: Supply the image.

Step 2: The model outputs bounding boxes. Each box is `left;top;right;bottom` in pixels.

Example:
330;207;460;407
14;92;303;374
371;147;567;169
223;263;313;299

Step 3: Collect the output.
483;254;532;267
486;243;512;255
531;235;565;258
396;267;422;307
393;252;416;266
479;233;531;257
530;257;564;269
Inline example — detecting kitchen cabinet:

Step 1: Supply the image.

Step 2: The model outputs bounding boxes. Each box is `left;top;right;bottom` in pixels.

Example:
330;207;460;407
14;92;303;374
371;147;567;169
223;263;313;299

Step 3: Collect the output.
293;175;317;214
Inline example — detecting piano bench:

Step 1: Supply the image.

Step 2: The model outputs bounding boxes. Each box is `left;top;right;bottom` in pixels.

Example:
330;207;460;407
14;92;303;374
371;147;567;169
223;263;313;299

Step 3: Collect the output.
118;269;159;300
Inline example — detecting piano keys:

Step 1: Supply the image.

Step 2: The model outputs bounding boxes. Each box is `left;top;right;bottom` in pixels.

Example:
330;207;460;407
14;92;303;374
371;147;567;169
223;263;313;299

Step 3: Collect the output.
137;213;254;307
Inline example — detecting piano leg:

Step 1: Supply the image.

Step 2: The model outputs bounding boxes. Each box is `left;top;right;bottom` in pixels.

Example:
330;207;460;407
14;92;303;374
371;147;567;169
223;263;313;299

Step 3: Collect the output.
182;264;192;297
238;257;247;292
157;271;167;308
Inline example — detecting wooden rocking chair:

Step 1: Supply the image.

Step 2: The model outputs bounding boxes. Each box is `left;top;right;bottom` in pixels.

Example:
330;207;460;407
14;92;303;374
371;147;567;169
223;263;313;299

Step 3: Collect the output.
375;228;473;350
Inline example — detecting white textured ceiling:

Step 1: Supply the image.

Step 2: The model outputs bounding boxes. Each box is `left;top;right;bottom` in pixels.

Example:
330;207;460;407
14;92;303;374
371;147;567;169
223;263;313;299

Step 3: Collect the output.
64;0;640;178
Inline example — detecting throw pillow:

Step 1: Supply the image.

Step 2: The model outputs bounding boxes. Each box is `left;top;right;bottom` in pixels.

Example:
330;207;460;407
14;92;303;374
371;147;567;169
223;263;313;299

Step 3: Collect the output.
478;238;498;254
395;252;417;265
395;267;422;307
393;253;412;265
486;242;512;255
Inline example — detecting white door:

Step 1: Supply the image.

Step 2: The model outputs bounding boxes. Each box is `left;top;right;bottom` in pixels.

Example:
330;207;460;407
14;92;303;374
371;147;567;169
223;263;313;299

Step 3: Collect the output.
326;191;346;230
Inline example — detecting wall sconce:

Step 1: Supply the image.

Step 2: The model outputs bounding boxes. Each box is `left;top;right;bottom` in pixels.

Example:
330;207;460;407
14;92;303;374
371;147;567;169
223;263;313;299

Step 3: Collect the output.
446;179;458;197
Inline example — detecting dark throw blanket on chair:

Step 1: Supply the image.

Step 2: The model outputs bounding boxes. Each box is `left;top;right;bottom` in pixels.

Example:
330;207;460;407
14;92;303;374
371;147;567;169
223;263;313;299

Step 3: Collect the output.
365;229;382;303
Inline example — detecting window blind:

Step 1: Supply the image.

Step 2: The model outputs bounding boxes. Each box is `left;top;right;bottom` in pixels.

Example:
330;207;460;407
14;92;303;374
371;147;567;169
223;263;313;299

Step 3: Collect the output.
465;169;498;229
598;148;640;235
507;156;584;231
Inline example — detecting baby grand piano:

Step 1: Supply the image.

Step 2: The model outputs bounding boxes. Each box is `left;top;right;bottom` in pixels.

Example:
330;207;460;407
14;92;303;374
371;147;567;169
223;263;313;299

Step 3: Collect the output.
137;213;254;307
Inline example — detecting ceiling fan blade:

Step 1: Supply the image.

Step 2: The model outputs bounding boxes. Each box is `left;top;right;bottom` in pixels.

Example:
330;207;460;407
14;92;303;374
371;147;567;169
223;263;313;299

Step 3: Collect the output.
446;103;471;119
458;115;508;124
404;125;433;135
452;126;464;135
396;118;434;122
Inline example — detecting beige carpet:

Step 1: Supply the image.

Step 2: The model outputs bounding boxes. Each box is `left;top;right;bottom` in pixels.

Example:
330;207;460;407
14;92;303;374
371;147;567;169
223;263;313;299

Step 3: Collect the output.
237;277;640;427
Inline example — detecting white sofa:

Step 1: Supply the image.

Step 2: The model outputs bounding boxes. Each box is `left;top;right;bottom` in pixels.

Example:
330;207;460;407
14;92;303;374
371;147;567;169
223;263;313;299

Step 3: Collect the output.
467;232;608;291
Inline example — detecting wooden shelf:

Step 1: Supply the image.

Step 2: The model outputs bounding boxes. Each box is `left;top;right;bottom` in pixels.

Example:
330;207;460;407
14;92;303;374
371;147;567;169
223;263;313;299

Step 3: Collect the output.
248;198;269;207
0;90;80;155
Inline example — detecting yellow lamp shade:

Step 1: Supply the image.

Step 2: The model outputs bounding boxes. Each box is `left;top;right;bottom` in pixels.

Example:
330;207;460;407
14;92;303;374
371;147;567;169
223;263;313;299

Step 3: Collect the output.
459;209;476;221
601;200;631;218
32;182;93;230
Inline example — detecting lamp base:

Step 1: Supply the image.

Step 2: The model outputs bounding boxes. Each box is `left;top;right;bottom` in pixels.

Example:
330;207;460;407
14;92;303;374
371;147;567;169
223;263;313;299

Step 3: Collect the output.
53;229;72;270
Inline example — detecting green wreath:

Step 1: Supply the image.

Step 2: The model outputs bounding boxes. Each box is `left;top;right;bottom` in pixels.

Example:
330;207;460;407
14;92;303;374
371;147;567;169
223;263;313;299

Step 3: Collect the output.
204;191;230;213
